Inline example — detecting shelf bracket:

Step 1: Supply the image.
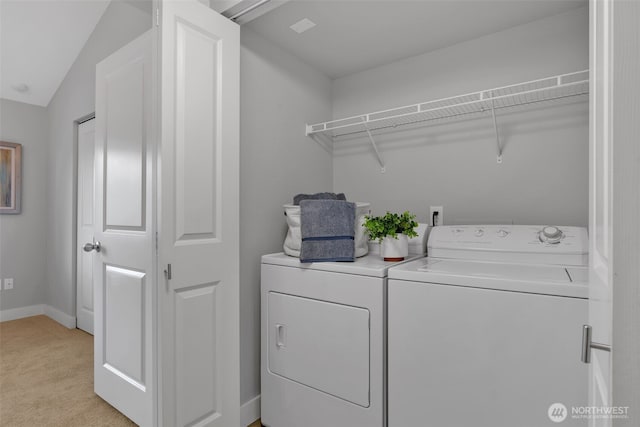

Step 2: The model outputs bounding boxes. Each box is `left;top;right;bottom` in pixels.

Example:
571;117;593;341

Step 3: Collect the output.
306;125;333;154
489;92;503;164
362;117;386;173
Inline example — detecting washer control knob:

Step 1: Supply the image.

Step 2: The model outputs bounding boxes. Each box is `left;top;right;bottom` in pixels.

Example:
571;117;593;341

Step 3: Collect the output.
497;229;509;238
474;228;484;237
539;226;563;244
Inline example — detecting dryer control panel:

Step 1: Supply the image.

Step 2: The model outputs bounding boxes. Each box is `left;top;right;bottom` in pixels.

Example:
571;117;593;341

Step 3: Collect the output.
427;225;588;266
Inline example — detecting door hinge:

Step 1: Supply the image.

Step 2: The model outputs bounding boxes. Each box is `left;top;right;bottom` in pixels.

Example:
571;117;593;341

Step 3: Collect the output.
155;231;158;253
164;264;172;280
156;8;159;27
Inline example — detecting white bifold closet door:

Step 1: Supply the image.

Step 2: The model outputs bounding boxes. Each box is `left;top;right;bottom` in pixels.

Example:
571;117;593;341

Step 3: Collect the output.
91;0;240;425
158;1;241;426
588;1;612;425
93;31;155;426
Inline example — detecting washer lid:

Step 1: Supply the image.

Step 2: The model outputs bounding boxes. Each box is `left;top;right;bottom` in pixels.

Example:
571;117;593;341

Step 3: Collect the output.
427;225;588;266
389;257;588;298
419;258;570;282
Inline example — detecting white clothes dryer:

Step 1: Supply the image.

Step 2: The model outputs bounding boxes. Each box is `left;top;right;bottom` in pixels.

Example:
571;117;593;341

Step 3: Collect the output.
387;225;589;427
260;230;427;427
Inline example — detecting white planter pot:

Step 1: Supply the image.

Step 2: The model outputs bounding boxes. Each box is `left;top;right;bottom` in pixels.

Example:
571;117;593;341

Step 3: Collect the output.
381;234;409;261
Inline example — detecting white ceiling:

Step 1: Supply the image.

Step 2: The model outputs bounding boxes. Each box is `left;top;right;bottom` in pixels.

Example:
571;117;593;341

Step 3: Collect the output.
246;0;587;79
0;0;110;107
0;0;586;106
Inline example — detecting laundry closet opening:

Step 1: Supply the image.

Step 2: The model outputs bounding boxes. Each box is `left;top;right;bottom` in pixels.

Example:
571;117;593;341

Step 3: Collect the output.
238;0;590;419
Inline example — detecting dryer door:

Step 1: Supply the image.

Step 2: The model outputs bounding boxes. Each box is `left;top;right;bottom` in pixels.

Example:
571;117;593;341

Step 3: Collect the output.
268;292;370;407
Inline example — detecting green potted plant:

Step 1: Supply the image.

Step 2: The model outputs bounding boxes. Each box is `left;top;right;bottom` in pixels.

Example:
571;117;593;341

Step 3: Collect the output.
363;211;418;261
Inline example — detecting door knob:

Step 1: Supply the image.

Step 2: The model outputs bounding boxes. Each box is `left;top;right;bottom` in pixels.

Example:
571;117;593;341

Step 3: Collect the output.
83;241;101;253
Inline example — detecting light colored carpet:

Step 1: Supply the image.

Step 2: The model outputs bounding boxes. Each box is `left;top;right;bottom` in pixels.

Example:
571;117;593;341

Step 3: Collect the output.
0;315;136;426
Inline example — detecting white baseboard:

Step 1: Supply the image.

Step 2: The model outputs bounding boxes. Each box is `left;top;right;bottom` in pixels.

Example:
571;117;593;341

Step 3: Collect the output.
44;305;76;329
241;394;261;427
0;304;45;322
0;304;76;329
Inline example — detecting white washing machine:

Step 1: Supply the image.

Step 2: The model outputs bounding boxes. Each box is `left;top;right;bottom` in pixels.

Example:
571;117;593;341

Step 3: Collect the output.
387;225;589;427
261;231;427;427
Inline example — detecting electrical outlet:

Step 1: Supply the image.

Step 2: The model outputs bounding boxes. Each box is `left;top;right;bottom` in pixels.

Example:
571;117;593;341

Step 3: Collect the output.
4;278;14;290
429;206;444;226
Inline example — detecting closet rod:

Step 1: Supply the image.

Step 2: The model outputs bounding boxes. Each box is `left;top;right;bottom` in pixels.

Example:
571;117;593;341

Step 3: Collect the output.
227;0;271;21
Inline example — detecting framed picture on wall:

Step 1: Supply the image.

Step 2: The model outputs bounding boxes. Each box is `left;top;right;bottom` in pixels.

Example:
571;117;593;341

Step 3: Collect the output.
0;141;22;214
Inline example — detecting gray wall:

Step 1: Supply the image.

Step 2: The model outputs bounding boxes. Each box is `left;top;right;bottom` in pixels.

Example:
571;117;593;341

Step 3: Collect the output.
239;28;333;403
0;99;48;310
332;7;589;227
45;0;151;318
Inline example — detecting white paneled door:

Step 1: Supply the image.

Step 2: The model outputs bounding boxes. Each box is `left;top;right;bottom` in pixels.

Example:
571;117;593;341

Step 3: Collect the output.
91;1;239;425
93;31;155;426
158;1;240;426
588;1;640;424
588;1;612;426
76;118;95;334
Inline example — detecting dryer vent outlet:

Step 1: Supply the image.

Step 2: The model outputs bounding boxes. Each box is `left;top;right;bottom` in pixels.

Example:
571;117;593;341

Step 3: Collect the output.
430;206;443;226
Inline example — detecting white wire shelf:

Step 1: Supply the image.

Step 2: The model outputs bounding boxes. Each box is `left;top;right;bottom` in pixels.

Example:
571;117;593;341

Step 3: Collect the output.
306;70;589;140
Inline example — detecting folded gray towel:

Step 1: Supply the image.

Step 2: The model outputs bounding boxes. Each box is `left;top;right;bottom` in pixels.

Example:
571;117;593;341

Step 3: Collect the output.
293;192;346;206
300;200;355;263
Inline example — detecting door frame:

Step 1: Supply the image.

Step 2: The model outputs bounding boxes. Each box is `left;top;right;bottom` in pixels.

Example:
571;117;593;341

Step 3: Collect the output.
72;112;96;330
